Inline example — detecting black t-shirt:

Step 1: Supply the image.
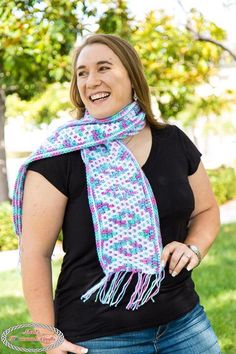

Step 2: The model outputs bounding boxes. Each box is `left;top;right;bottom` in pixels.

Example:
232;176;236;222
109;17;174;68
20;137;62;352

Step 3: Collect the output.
28;124;202;343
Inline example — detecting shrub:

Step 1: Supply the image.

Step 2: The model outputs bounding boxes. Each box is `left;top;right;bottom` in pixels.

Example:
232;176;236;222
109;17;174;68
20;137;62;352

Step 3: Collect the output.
207;166;236;205
0;202;18;251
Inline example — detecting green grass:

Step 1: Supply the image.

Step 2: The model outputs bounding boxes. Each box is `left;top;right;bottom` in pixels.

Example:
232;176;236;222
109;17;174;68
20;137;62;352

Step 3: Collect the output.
193;223;236;354
0;224;235;354
0;259;62;353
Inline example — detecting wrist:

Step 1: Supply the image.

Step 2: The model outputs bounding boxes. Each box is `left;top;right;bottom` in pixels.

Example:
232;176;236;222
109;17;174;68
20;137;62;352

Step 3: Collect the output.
186;244;202;265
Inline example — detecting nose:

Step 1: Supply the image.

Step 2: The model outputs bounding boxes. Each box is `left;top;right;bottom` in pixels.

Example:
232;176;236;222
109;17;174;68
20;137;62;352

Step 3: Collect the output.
86;72;101;89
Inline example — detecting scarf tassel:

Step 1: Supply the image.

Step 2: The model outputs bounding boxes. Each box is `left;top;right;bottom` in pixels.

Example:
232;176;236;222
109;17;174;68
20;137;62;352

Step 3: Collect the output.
81;270;165;311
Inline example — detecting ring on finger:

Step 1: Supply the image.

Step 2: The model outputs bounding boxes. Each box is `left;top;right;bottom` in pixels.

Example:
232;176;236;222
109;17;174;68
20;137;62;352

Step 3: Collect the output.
182;253;191;259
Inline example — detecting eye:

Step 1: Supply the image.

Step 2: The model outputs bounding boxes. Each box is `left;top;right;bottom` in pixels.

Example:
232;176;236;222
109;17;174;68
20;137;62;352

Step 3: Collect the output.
77;71;87;77
99;66;110;71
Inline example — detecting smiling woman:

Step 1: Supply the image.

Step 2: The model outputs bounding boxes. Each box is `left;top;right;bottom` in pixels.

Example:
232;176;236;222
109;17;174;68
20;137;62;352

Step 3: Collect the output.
70;34;159;126
13;34;222;354
74;43;133;119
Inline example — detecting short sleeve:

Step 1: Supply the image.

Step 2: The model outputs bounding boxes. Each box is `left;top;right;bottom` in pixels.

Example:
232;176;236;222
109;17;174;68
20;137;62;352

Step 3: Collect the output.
27;154;70;197
175;126;202;175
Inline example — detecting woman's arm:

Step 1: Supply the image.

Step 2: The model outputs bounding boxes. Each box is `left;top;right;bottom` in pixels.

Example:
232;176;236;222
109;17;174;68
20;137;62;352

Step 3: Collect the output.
21;170;88;354
161;161;221;276
21;170;67;325
185;161;220;258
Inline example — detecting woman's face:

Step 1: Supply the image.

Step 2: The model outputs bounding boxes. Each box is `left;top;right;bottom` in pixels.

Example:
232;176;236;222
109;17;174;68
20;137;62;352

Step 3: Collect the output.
76;43;133;119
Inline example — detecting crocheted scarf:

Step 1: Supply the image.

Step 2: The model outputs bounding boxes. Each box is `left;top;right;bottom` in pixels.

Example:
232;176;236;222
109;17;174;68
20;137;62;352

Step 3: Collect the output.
12;101;165;310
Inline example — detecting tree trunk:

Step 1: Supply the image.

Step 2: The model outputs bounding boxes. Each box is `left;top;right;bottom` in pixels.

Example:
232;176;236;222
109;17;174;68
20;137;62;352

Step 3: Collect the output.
0;88;9;203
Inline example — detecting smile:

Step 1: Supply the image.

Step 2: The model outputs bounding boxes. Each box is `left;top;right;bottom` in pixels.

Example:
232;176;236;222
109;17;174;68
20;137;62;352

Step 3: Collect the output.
89;92;111;102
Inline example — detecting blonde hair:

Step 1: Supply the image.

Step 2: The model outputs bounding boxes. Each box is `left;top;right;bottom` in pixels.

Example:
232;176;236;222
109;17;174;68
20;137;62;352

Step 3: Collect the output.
70;34;163;128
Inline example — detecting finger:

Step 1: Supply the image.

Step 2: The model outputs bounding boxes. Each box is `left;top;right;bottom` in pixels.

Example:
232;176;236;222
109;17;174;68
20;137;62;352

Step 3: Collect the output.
161;242;179;268
168;247;187;274
186;254;199;271
171;253;192;277
66;342;88;354
56;339;88;354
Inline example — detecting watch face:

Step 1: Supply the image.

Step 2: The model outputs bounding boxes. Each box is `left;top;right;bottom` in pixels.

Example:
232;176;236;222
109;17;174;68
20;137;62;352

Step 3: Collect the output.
187;245;201;262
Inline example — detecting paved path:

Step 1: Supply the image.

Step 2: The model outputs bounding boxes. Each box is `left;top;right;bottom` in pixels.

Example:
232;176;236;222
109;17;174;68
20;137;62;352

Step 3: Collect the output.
219;199;236;224
0;242;65;273
0;200;235;272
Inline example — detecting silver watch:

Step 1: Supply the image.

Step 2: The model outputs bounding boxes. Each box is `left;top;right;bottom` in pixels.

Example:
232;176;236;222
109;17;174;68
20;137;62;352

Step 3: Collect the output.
187;245;202;264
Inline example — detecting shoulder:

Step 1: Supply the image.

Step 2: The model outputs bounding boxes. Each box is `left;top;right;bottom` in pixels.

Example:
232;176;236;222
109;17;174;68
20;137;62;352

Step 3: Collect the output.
150;122;183;140
28;150;82;171
27;151;84;197
151;123;194;143
151;123;202;175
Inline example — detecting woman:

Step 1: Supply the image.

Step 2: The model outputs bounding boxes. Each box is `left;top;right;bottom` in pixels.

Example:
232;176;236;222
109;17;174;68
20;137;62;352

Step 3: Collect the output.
13;34;221;354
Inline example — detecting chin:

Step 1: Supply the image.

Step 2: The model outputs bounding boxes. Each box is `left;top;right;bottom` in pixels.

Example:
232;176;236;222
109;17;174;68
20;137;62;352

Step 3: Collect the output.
89;109;118;119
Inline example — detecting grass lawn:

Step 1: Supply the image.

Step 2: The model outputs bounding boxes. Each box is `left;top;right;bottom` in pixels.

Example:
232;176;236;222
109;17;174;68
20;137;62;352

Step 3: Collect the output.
193;222;236;354
0;223;235;354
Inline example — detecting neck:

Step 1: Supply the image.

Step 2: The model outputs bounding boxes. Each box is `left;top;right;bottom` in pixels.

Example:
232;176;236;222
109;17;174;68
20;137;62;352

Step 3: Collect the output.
123;135;134;145
123;123;147;145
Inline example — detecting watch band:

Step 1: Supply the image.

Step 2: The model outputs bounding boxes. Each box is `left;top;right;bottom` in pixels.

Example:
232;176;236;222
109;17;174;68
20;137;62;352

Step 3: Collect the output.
187;244;202;264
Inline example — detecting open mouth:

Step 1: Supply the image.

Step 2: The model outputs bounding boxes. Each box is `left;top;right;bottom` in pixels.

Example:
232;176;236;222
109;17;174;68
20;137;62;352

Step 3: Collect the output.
89;92;111;103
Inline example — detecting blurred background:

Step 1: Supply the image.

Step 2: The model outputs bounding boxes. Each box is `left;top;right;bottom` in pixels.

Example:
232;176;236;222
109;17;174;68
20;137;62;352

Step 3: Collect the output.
0;1;235;353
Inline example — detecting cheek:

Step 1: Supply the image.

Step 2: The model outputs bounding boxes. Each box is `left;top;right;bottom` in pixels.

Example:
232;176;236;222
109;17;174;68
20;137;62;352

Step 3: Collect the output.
76;81;85;99
112;76;131;95
119;79;132;99
76;80;80;92
120;74;132;94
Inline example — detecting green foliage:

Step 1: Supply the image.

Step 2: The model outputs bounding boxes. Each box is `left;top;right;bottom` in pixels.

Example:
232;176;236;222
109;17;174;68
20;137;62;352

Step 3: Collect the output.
0;202;18;251
1;0;235;125
207;166;236;205
0;0;95;100
193;222;236;354
1;0;235;127
96;3;234;123
97;0;136;40
177;92;236;128
190;9;227;41
6;82;73;125
131;10;228;120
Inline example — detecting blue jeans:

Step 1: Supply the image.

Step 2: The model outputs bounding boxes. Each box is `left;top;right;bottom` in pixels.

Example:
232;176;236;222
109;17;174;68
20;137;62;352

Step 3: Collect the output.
70;304;221;353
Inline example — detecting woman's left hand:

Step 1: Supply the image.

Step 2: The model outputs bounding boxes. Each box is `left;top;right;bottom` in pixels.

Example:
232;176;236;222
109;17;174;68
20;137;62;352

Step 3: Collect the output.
161;241;199;277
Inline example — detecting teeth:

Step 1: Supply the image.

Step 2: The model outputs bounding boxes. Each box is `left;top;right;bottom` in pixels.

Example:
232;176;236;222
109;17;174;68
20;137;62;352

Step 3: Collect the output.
90;92;110;101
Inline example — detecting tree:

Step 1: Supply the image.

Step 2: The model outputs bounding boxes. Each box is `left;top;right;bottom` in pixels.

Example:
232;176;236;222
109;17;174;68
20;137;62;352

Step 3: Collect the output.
97;0;136;39
6;82;73;125
177;91;236;145
176;1;236;60
0;0;96;202
94;3;235;123
3;1;236;201
130;10;232;120
94;2;236;158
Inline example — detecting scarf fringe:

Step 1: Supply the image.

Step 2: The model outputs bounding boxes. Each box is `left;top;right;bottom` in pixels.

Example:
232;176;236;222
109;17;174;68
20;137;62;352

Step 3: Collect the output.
81;270;165;311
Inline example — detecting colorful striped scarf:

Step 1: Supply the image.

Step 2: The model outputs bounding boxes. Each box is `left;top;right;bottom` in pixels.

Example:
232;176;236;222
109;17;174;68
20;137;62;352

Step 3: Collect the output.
12;101;165;310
